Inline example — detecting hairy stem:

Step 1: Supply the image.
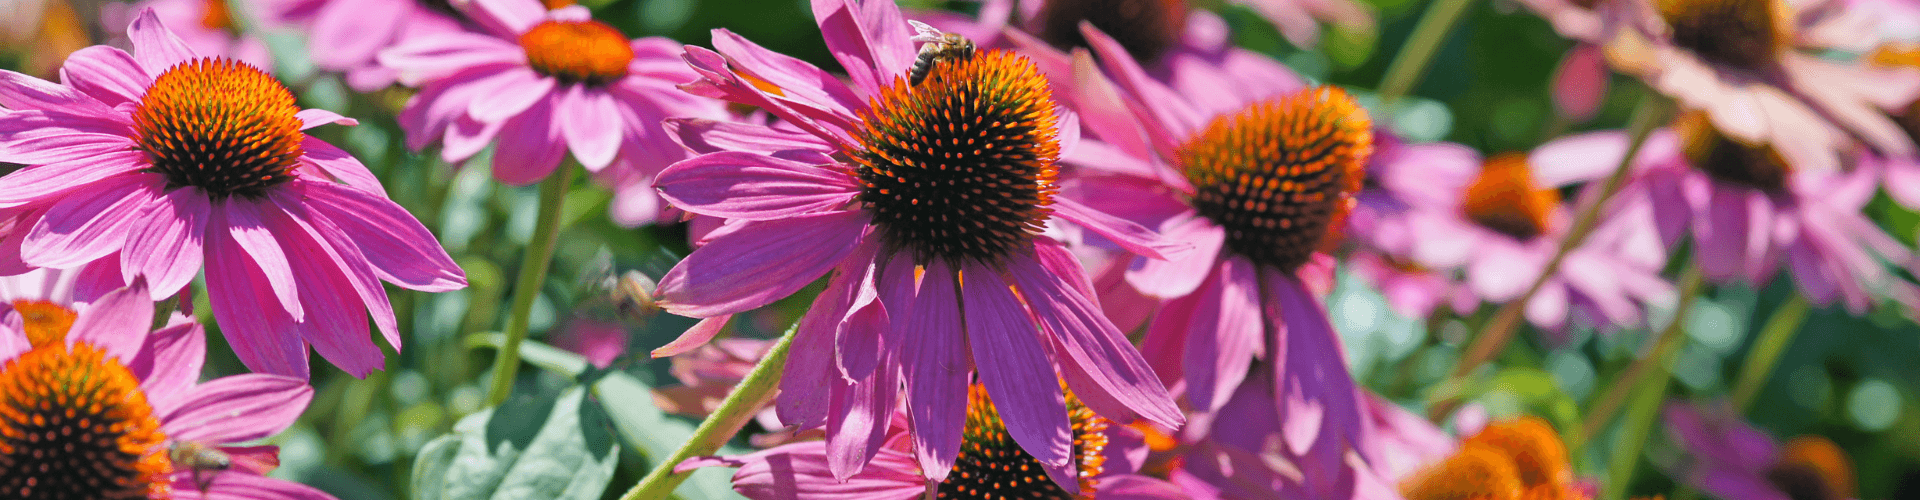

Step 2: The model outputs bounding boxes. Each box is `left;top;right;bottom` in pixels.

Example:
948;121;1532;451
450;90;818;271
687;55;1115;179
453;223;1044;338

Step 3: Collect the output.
485;165;577;406
621;324;797;500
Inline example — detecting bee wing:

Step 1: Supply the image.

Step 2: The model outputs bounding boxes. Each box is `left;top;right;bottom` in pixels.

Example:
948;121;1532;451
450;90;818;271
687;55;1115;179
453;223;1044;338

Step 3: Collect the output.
908;19;944;43
218;445;283;475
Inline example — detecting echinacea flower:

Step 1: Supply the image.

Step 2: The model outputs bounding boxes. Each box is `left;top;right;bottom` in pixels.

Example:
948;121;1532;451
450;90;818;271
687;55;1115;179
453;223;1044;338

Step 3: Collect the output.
253;0;468;91
654;0;1185;487
1664;401;1857;500
680;383;1182;500
918;0;1370;65
1056;22;1370;495
0;10;466;378
1388;415;1592;500
0;279;332;499
103;0;273;70
1542;117;1920;313
1346;131;1487;319
379;0;724;219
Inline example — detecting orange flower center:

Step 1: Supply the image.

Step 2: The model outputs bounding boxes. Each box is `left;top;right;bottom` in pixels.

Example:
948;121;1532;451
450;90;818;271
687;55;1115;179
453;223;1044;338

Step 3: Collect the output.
1674;111;1791;192
1179;86;1372;272
200;0;233;30
1658;0;1788;71
1462;153;1560;241
519;20;635;86
13;301;76;349
937;383;1106;500
1401;417;1586;500
1765;436;1854;500
853;49;1060;266
133;58;305;199
1034;0;1189;63
0;344;171;500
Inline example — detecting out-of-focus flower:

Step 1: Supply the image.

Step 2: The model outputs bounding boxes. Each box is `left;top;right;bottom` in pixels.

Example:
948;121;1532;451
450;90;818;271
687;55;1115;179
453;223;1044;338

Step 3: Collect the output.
0;279;332;499
1543;118;1920;313
1391;415;1592;500
548;316;629;369
379;0;725;227
0;0;91;79
680;383;1183;500
1664;401;1856;500
919;0;1370;62
103;0;273;70
252;0;467;91
1347;131;1489;319
0;10;466;378
654;1;1186;487
652;337;768;417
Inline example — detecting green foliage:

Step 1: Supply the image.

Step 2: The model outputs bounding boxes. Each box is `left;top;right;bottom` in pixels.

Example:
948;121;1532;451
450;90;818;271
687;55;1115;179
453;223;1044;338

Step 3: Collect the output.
412;386;621;500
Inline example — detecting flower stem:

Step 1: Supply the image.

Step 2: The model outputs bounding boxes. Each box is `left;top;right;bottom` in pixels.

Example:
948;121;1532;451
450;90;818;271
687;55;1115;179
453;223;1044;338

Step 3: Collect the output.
1603;318;1684;500
485;165;577;406
620;324;797;500
1730;295;1810;413
1376;0;1480;103
1427;94;1667;422
1578;266;1703;447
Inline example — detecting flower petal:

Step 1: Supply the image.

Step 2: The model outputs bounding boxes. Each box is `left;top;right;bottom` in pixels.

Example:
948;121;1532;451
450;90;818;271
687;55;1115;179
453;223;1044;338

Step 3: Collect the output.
1007;242;1182;428
66;277;153;362
161;374;314;443
664;118;835;156
901;262;968;483
0;150;147;209
294;108;358;130
297;180;466;292
177;471;339;500
0;110;138;165
560;87;623;170
810;0;912;96
132;321;205;414
299;136;385;195
265;187;402;360
655;210;869;317
1181;258;1261;414
220;201;304;322
1126;214;1224;298
491;95;567;186
655;151;860;220
204;216;310;378
961;264;1076;491
127;8;198;75
651;315;732;358
0;69;117;117
121;187;209;299
1052;197;1189;260
1268;273;1363;459
58;45;148;107
22;173;160;269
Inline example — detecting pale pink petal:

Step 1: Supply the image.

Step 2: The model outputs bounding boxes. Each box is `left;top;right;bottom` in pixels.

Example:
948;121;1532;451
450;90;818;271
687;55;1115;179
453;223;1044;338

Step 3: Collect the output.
901;263;967;483
128;9;199;75
132;322;205;413
66;277;153;362
121;187;209;299
161;374;313;443
1052;197;1189;260
811;0;912;96
294;109;358;129
1007;243;1183;428
58;46;148;107
1066;52;1158;165
1550;44;1609;121
220;201;304;321
204;218;310;378
22;173;161;269
559;88;624;170
297;181;464;292
467;69;557;123
0;151;148;208
0;326;23;360
655;211;870;317
378;35;523;86
961;263;1075;490
308;0;410;69
701;444;925;500
830;242;885;380
651;315;732;358
1125;214;1224;298
1181;258;1261;413
655;152;860;220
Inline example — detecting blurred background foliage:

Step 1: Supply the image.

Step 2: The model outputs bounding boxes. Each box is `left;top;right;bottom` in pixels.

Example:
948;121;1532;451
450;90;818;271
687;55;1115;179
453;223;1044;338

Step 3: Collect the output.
6;0;1920;498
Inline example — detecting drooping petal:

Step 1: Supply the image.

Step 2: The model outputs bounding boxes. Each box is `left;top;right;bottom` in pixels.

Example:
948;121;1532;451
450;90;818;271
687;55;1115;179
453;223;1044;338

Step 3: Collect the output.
22;173;160;269
1181;258;1262;414
220;201;304;322
267;187;401;350
131;322;205;414
127;9;199;76
810;0;912;97
1267;273;1363;459
121;187;209;299
0;69;118;118
65;276;153;363
297;180;465;292
1007;242;1182;428
901;263;968;483
824;343;897;481
0;110;137;165
1126;214;1224;298
655;211;869;317
697;444;926;500
961;263;1075;491
204;213;310;378
655;151;861;220
181;472;339;500
160;374;314;443
491;95;567;185
560;87;624;170
651;315;733;358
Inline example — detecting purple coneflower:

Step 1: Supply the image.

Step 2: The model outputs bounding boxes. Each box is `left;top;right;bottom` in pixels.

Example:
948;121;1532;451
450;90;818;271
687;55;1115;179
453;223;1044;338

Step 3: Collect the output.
254;0;468;91
0;10;466;378
103;0;273;70
378;0;724;224
652;0;1185;488
1664;400;1857;500
0;279;332;499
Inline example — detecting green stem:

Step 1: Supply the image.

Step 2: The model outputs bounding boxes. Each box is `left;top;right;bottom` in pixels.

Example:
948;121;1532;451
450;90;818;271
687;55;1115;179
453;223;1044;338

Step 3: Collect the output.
1578;266;1703;447
620;325;797;500
1443;95;1669;382
1376;0;1481;103
1730;295;1811;413
484;165;577;406
1604;312;1687;500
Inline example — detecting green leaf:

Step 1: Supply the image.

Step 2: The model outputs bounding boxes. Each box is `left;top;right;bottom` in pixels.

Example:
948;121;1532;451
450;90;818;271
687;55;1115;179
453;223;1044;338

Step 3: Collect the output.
466;333;591;380
593;372;742;500
410;386;620;500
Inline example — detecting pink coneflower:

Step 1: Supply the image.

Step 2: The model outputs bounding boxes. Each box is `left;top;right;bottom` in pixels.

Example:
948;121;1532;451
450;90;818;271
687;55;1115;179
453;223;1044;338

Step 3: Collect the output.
1664;401;1857;500
103;0;273;70
1542;116;1920;313
0;10;466;378
654;0;1185;488
253;0;467;91
0;279;333;499
918;0;1369;63
680;383;1182;500
1346;131;1487;319
378;0;723;211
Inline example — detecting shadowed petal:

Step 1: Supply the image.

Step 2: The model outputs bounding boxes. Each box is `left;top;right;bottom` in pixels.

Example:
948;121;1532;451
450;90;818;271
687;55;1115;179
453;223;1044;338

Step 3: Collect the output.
1053;197;1189;260
651;315;732;358
161;374;314;443
655;211;869;317
298;180;465;292
655;151;860;220
491;95;567;185
205;212;310;378
132;322;205;414
122;187;209;299
66;277;153;362
902;263;967;482
1008;242;1182;429
267;186;401;350
22;173;160;269
1181;258;1261;413
1126;213;1224;298
221;201;304;322
810;0;912;96
961;264;1076;491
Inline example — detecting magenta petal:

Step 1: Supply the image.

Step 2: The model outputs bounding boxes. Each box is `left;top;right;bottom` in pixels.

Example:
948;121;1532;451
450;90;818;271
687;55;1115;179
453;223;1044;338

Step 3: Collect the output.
655;211;869;317
810;0;912;96
0;70;117;117
294;109;358;130
58;45;148;107
127;9;198;75
1007;243;1183;428
1182;258;1261;413
300;137;385;195
297;180;465;292
0;111;137;165
66;277;153;363
205;218;309;378
902;264;968;483
718;444;926;500
491;95;567;185
1551;44;1608;121
132;322;205;414
265;187;401;350
655;151;860;220
664;118;833;156
960;264;1075;490
651;314;732;358
830;242;885;380
261;200;383;378
22;173;159;269
220;201;304;322
161;374;313;443
308;0;410;68
0;151;147;208
824;344;897;481
1052;197;1189;260
182;471;339;500
560;87;623;170
465;0;545;37
121;187;209;299
1268;273;1363;458
467;69;556;123
778;253;872;429
1126;214;1224;298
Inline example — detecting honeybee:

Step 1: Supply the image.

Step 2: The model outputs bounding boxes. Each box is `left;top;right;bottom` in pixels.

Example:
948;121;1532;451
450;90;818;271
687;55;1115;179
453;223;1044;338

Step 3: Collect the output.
908;20;975;86
170;441;232;490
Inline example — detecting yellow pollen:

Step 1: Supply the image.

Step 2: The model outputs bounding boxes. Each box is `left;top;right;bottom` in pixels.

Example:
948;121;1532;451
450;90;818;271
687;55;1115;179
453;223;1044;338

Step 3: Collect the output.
1657;0;1790;70
520;20;635;85
1461;153;1560;241
0;344;172;499
133;57;305;199
1180;85;1371;272
937;383;1105;499
13;301;76;349
853;49;1060;266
